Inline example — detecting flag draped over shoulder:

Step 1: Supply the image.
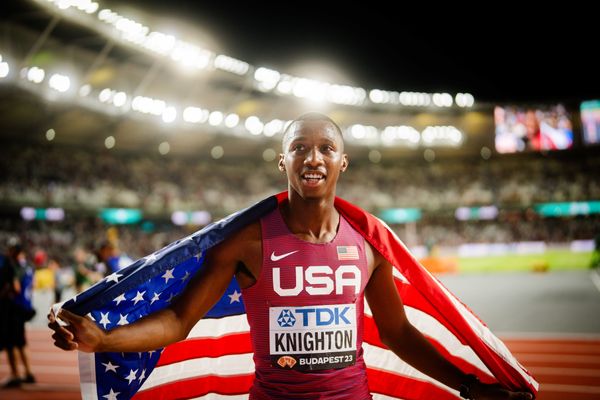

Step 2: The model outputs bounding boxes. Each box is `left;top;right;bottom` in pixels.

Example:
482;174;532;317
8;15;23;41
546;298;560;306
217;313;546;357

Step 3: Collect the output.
57;192;538;400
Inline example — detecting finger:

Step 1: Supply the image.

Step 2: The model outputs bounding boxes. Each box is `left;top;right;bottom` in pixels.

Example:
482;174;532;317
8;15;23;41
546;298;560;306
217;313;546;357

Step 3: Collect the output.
53;338;78;351
49;323;75;340
52;334;77;350
58;309;84;325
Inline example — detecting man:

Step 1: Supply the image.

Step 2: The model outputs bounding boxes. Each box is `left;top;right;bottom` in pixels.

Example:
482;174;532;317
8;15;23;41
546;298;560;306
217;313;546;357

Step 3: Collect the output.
49;113;533;399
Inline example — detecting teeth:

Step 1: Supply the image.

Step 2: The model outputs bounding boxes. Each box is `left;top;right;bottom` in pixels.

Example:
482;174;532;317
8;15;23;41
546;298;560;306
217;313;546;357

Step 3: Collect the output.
304;174;323;179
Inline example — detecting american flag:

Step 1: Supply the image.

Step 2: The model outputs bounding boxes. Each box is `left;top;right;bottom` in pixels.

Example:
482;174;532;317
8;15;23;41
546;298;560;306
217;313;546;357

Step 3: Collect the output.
336;245;359;260
57;193;538;400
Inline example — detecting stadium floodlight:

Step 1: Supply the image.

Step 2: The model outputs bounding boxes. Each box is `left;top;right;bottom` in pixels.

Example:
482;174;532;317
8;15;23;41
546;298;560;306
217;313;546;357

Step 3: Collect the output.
0;59;9;79
245;116;264;135
254;67;281;91
292;78;328;104
455;92;474;107
263;119;284;137
328;85;366;106
214;55;249;76
369;89;386;104
144;32;176;56
432;93;453;107
183;106;210;124
171;43;212;70
276;76;294;94
208;111;223;126
161;106;177;123
381;126;421;147
349;124;367;139
99;88;112;103
421;126;463;146
26;66;45;84
112;91;127;107
224;113;239;128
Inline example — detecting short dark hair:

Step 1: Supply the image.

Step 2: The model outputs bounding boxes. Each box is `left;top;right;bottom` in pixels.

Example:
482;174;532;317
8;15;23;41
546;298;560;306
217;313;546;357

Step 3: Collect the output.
282;112;343;151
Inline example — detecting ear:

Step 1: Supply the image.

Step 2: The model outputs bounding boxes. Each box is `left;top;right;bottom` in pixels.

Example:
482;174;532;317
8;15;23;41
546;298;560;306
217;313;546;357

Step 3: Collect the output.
340;154;349;172
278;154;286;172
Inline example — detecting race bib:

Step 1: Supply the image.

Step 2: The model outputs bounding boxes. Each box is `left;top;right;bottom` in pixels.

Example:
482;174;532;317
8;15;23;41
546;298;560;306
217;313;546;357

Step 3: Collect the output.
269;304;357;371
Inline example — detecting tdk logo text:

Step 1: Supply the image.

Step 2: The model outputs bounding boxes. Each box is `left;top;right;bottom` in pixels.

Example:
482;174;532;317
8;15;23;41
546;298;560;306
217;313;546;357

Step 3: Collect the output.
278;306;351;328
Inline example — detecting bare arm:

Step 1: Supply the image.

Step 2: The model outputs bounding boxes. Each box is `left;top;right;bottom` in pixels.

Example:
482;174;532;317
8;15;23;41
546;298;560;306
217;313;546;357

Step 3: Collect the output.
49;228;250;353
365;250;533;399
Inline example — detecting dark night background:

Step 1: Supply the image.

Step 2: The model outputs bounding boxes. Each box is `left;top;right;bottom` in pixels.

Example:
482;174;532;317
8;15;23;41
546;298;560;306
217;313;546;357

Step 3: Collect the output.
115;1;599;104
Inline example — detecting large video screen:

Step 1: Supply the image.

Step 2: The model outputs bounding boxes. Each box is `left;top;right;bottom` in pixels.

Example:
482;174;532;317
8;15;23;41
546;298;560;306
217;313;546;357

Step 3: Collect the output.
494;104;574;153
581;100;600;145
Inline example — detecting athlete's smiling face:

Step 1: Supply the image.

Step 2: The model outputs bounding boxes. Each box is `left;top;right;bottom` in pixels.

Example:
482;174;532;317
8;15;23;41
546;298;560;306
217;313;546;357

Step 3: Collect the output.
279;119;348;200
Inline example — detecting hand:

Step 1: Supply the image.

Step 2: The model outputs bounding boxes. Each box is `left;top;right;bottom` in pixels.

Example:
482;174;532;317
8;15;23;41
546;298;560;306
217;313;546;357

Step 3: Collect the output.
472;382;534;400
47;308;105;353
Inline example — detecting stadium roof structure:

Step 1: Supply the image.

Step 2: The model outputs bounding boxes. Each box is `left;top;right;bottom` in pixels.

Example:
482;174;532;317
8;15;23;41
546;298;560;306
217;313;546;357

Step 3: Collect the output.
0;1;597;159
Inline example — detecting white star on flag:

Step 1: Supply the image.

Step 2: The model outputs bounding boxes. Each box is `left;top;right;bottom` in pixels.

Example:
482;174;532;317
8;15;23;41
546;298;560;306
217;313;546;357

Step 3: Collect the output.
105;272;123;284
138;369;146;382
228;290;242;303
162;268;175;283
113;294;126;306
181;271;191;282
144;253;158;265
99;312;111;329
150;292;160;304
132;291;146;305
101;361;119;373
117;314;129;326
102;388;120;400
166;293;176;303
125;369;138;385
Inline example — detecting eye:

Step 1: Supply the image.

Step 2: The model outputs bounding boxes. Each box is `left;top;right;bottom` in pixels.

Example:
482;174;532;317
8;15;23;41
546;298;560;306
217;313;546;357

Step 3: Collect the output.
292;143;305;152
321;144;334;152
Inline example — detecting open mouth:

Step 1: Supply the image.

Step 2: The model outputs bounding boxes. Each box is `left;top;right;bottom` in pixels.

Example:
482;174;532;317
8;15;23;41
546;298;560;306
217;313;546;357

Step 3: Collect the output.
301;172;326;185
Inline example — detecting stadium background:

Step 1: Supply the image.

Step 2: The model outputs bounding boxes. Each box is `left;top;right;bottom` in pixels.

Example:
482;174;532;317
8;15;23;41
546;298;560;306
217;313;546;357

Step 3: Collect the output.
1;1;599;399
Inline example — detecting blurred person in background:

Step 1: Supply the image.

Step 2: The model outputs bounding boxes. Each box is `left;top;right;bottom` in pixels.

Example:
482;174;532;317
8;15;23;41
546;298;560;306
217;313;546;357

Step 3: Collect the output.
0;241;35;387
96;240;133;275
73;246;102;293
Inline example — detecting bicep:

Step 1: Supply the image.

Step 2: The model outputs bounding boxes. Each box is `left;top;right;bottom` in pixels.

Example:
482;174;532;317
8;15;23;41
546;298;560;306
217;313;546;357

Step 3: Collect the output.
170;241;240;334
365;258;410;342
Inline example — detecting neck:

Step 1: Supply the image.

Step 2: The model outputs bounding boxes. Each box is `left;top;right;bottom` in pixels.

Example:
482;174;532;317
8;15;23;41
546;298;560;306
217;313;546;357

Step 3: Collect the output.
282;188;339;243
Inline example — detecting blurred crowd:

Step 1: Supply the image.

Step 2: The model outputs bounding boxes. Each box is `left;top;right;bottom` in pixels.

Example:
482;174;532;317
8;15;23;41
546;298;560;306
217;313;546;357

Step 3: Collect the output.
1;144;599;214
0;144;598;310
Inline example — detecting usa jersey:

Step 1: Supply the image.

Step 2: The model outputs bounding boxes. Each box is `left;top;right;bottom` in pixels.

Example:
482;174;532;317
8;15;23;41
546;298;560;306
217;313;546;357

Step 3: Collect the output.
242;207;371;399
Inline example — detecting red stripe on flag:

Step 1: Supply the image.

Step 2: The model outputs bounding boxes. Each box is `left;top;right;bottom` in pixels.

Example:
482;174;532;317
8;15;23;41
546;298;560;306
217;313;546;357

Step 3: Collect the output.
393;277;469;346
367;368;458;400
157;332;252;366
363;315;496;384
134;373;254;400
